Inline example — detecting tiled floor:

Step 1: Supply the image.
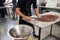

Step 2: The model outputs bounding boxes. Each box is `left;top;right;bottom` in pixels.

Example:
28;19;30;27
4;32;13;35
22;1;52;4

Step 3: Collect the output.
0;19;60;40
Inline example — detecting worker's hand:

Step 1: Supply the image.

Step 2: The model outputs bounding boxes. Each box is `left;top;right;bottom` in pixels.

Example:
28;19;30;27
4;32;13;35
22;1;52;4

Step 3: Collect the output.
24;16;32;21
36;13;41;18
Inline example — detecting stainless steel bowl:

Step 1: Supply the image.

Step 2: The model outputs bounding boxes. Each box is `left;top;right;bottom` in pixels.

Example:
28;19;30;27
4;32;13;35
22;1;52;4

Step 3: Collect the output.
8;25;33;40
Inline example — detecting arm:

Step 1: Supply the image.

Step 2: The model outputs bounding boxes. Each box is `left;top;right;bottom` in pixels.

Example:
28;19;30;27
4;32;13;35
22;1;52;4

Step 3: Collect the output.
4;0;12;5
16;7;26;18
16;0;31;21
34;8;40;17
16;7;31;20
16;0;26;18
4;2;12;5
33;0;40;18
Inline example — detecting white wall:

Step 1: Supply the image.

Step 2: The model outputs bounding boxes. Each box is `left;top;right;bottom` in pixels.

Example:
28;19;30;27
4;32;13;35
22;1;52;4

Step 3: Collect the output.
57;0;60;3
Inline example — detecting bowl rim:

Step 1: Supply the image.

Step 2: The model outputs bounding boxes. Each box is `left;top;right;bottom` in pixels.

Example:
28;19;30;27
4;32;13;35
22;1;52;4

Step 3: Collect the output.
7;25;33;39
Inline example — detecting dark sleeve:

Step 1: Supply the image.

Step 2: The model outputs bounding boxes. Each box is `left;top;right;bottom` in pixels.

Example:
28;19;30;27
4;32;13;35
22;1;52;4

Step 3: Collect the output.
33;0;37;9
16;0;22;8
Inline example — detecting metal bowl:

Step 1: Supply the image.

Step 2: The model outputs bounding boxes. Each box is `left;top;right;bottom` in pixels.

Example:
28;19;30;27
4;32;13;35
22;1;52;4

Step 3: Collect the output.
7;25;33;40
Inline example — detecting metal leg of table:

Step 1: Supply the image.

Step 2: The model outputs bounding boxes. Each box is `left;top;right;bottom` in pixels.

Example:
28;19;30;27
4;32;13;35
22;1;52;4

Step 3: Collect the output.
50;25;53;35
38;27;41;40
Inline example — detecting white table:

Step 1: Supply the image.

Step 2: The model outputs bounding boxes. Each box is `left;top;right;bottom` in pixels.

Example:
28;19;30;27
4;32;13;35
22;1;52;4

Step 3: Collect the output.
38;6;60;14
38;6;60;9
24;12;60;40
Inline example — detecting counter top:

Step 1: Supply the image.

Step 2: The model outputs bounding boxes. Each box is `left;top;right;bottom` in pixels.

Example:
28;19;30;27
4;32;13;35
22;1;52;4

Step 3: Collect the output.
38;6;60;9
0;6;13;9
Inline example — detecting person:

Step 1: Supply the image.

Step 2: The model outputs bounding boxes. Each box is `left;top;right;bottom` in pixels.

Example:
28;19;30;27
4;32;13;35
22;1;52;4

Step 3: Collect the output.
16;0;40;36
38;0;48;14
37;0;47;6
0;0;6;18
12;0;17;20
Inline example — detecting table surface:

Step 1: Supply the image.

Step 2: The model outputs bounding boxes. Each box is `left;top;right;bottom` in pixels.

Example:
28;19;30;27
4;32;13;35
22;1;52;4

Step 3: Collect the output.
27;12;60;28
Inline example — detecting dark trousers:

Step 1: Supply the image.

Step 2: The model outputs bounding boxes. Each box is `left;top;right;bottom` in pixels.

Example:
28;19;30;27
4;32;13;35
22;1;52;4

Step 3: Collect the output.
0;4;7;18
19;16;35;30
0;8;5;18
